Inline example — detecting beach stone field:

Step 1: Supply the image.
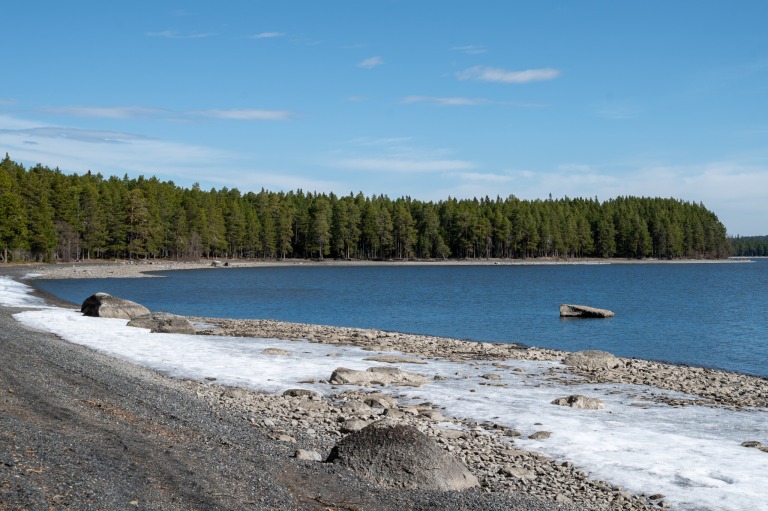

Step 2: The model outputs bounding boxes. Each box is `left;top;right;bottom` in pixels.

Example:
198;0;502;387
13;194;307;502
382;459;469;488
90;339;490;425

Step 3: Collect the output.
3;261;767;510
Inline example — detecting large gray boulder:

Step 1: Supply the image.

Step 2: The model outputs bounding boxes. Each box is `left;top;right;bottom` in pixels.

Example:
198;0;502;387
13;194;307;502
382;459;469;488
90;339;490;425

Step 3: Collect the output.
330;367;430;387
81;292;150;320
127;312;196;334
326;419;479;491
563;350;623;371
560;304;615;318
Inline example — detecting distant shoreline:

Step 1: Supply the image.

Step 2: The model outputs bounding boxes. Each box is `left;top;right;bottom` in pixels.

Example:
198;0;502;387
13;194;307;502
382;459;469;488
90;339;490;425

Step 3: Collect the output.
4;255;752;281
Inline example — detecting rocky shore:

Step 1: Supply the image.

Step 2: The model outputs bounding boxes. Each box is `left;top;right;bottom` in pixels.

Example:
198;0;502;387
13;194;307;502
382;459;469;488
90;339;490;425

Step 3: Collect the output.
4;261;767;510
194;317;768;409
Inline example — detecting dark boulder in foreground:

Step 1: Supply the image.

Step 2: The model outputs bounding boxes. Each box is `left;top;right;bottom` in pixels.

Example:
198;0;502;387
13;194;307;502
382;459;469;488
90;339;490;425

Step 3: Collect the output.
127;312;196;334
326;419;479;491
560;304;615;318
81;292;150;320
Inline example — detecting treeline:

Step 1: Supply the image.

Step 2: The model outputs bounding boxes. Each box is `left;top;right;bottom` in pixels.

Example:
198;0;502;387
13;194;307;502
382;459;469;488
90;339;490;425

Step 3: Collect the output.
0;154;730;263
730;236;768;256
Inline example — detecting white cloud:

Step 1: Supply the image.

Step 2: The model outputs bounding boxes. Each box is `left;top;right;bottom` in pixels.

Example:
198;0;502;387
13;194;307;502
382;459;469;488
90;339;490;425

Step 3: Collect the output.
250;32;285;39
358;56;383;69
402;96;489;106
452;45;487;55
0;126;147;144
0;119;230;183
146;30;215;39
0;98;17;106
337;158;474;172
193;109;294;121
457;66;560;84
453;172;513;183
38;106;168;119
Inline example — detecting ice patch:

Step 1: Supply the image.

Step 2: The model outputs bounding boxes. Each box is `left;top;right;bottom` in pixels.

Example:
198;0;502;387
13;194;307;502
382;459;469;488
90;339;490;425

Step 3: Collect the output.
0;276;50;308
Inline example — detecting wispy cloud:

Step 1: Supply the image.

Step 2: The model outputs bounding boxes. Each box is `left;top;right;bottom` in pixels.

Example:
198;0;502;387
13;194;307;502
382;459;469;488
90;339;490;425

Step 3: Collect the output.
194;109;294;121
402;96;489;106
0;126;147;144
38;106;168;119
249;32;285;39
358;56;383;69
452;45;487;55
457;66;560;84
594;101;641;120
453;171;513;183
401;96;548;108
337;158;474;172
29;104;296;122
0;98;17;106
146;30;215;39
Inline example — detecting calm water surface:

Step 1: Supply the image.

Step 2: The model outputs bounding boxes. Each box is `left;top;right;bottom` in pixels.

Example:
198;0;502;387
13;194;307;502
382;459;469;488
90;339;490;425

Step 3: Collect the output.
34;260;768;377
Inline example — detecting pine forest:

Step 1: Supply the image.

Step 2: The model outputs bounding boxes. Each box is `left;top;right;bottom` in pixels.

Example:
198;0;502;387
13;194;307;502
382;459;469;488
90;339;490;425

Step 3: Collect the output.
0;155;732;263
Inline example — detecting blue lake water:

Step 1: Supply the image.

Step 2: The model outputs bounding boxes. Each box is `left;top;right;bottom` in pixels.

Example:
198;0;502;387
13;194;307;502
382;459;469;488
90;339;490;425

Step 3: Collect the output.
33;260;768;377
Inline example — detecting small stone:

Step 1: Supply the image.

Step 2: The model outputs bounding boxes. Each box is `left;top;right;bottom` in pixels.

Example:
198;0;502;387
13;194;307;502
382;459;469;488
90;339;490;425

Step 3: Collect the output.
262;348;291;356
528;431;551;440
294;449;322;461
340;419;368;433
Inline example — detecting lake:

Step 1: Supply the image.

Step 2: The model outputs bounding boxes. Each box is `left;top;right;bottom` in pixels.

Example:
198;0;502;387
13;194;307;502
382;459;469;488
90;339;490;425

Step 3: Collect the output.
33;260;768;377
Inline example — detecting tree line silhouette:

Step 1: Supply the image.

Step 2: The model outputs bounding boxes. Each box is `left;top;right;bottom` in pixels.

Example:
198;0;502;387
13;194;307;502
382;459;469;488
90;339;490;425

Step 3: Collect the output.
0;154;732;263
730;236;768;257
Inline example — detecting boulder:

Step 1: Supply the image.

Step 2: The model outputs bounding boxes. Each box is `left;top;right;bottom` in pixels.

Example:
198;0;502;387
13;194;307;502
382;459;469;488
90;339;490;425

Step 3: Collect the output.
262;348;291;356
294;449;322;462
282;388;321;399
560;304;615;318
326;419;479;491
127;312;196;334
81;292;150;320
551;394;606;410
329;367;430;387
563;350;623;371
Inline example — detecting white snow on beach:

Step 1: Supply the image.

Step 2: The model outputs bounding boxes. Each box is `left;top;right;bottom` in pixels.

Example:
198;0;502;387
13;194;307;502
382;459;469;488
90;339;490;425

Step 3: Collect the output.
3;276;767;511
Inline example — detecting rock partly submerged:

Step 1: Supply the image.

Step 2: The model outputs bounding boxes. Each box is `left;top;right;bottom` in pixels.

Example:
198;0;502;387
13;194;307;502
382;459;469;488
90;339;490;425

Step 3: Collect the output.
326;418;479;491
81;292;150;320
560;304;615;318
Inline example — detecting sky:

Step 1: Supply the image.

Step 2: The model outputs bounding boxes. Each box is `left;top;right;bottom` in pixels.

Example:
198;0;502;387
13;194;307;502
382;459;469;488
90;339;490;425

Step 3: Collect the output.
1;1;767;235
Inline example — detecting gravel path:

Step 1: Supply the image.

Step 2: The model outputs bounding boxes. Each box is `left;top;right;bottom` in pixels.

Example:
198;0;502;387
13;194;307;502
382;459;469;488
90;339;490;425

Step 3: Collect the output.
0;300;588;511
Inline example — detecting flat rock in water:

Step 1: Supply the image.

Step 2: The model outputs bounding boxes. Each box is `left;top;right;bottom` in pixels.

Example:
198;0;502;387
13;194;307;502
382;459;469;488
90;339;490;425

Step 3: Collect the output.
81;292;150;320
551;394;606;410
127;312;196;334
326;419;479;491
560;304;615;318
330;367;430;387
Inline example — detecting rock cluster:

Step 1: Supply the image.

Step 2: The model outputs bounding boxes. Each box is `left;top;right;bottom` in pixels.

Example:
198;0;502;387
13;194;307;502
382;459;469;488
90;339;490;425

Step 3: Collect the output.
190;381;663;510
193;317;768;409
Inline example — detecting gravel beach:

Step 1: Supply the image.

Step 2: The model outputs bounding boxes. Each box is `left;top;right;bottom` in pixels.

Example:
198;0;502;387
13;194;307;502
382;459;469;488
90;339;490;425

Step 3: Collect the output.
1;300;594;511
3;261;766;510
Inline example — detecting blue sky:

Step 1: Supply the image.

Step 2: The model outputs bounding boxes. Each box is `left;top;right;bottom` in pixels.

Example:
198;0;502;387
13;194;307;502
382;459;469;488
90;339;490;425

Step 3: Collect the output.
2;1;767;235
